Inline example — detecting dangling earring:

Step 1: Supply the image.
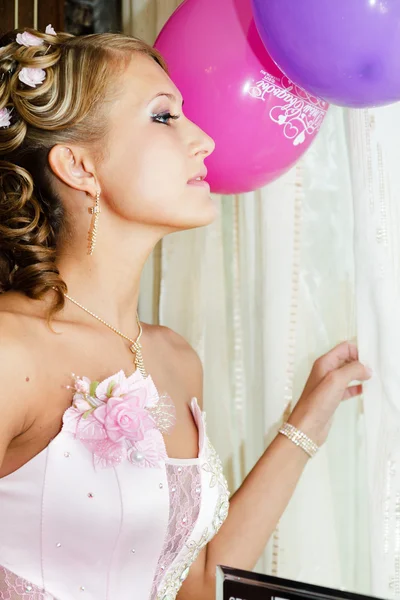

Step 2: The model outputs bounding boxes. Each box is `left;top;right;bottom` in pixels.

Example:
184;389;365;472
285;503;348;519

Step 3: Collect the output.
88;190;100;255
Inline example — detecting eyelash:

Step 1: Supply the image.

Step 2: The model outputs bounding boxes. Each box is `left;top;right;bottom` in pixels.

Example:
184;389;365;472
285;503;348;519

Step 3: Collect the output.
151;111;180;125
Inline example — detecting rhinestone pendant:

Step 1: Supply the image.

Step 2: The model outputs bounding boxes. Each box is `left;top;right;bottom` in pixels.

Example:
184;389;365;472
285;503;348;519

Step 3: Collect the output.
130;341;141;354
130;343;147;378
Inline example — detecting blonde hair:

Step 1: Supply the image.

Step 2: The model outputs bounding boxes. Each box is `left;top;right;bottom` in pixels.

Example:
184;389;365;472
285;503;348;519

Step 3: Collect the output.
0;28;167;317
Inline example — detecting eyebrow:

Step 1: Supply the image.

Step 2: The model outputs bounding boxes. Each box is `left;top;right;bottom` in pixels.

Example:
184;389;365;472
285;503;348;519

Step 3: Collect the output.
149;92;184;106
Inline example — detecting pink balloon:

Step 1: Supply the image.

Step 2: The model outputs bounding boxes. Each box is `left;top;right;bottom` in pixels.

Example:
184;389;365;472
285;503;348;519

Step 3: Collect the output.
155;0;329;195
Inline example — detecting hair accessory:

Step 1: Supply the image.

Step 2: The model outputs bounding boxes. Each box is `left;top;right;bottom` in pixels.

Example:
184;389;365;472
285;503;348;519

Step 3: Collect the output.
18;67;46;88
15;25;56;89
278;422;319;458
16;24;56;47
16;32;43;47
0;107;12;128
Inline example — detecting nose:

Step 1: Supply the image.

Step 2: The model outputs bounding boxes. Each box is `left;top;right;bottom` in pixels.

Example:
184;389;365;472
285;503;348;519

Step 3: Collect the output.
188;121;215;158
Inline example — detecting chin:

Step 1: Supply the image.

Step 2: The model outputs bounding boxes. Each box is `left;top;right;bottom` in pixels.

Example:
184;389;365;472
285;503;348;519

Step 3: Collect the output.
156;187;219;232
184;195;219;229
165;196;218;232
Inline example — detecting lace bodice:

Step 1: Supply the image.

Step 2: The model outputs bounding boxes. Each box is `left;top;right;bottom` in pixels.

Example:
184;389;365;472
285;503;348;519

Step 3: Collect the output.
0;370;229;600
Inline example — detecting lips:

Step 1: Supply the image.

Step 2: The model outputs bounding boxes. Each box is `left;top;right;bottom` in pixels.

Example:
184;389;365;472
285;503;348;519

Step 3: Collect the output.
187;167;208;184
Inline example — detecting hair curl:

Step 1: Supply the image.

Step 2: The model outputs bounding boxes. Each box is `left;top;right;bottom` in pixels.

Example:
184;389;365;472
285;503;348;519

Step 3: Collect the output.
0;27;167;319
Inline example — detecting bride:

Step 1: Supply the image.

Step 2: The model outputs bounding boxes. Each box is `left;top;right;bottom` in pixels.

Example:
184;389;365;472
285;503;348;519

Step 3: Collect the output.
0;25;371;600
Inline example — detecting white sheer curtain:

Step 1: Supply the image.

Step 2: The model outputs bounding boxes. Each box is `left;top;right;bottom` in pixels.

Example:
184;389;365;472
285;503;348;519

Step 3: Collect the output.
123;0;376;594
347;106;400;599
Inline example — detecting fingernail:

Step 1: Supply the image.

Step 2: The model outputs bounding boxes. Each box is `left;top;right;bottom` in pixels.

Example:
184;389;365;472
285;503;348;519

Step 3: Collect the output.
366;367;373;378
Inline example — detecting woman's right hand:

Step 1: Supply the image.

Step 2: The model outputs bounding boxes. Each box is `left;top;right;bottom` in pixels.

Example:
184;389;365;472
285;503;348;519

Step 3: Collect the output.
287;342;372;448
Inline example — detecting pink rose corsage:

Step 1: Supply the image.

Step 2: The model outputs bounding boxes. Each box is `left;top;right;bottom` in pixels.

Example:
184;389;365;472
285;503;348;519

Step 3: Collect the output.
63;370;176;469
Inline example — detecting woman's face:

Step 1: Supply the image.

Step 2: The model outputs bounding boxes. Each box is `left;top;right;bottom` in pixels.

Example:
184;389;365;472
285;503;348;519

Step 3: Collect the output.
98;52;217;233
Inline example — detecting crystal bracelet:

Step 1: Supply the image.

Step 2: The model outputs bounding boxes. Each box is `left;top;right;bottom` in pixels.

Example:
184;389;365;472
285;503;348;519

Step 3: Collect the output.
278;422;319;459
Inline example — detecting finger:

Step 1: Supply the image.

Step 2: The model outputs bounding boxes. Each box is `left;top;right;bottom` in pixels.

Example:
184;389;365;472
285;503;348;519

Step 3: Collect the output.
303;342;360;396
320;361;371;399
342;384;363;400
316;341;359;375
339;360;372;382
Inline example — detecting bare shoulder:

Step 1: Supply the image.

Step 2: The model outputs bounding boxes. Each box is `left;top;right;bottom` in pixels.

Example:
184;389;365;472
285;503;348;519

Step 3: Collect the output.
0;305;41;399
142;323;204;407
0;307;36;371
0;307;42;466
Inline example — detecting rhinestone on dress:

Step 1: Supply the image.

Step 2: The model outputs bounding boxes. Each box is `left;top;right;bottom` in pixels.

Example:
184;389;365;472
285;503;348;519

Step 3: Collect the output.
131;549;136;554
159;483;163;489
171;486;176;492
177;467;182;473
80;586;85;591
25;587;33;592
87;493;94;498
64;452;70;458
56;543;62;548
195;486;201;493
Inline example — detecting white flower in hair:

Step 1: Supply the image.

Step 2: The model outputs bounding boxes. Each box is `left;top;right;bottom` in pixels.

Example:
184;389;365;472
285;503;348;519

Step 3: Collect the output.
0;107;11;128
16;31;43;47
45;24;56;35
18;67;46;88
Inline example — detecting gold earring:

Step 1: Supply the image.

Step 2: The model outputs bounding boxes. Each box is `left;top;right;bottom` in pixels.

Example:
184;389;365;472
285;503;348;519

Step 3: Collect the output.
88;190;100;255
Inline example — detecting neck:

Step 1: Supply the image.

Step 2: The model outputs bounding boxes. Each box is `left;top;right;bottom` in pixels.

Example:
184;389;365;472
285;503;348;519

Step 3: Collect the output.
55;223;162;336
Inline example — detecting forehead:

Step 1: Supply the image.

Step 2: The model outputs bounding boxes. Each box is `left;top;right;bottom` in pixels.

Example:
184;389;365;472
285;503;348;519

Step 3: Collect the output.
116;53;182;108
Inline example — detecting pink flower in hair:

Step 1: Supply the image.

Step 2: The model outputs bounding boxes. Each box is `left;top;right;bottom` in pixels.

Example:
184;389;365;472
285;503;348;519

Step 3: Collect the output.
0;108;11;128
18;67;46;88
16;25;55;48
16;31;43;47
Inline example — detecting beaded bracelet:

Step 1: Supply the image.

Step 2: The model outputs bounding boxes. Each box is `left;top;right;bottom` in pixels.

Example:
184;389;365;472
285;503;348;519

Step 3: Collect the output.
278;422;319;459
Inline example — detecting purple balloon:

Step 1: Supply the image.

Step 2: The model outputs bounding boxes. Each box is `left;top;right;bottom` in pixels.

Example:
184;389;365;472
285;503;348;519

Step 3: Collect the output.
251;0;400;108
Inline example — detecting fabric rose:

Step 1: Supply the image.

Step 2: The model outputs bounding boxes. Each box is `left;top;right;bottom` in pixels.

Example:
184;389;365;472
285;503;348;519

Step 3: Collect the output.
94;396;155;443
62;370;175;469
18;67;46;88
0;108;11;128
127;429;168;469
16;31;43;47
16;24;56;47
74;398;93;413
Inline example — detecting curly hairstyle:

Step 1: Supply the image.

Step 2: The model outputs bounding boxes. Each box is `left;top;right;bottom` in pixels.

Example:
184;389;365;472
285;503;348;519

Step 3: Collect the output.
0;27;167;318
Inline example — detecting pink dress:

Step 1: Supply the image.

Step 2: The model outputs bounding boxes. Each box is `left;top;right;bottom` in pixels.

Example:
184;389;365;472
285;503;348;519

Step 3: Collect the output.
0;369;230;600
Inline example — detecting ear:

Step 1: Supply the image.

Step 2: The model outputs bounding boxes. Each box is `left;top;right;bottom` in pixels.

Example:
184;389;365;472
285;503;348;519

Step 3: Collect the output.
48;145;98;197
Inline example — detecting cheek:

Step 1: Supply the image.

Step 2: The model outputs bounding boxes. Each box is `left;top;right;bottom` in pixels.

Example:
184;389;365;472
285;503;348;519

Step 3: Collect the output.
130;140;186;202
101;130;190;222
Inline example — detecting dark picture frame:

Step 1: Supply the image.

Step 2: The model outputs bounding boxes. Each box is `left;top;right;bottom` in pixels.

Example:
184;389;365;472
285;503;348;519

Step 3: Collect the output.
64;0;122;34
216;566;381;600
